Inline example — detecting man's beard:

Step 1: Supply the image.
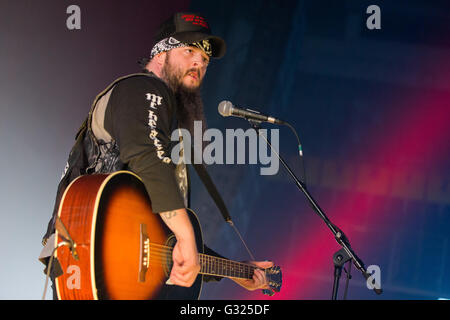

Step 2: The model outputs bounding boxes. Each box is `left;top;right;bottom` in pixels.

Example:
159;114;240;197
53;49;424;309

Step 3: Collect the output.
161;53;207;139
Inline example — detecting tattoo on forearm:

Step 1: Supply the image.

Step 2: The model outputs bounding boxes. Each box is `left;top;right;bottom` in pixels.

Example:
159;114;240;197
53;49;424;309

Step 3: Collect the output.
162;211;177;220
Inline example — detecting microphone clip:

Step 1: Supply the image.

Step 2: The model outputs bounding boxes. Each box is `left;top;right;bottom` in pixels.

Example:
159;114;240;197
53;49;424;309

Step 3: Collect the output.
248;118;263;130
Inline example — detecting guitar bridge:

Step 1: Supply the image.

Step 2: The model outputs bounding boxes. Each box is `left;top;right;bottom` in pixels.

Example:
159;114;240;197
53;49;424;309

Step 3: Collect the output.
138;224;150;282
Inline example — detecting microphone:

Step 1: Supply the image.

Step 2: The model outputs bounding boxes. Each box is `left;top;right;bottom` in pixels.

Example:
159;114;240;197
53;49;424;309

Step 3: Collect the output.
218;100;285;125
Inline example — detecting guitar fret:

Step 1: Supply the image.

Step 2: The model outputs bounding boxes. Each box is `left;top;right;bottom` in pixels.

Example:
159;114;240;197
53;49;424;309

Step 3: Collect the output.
215;256;218;275
232;261;236;278
208;255;211;274
230;260;233;278
207;255;210;274
203;255;206;274
199;254;256;279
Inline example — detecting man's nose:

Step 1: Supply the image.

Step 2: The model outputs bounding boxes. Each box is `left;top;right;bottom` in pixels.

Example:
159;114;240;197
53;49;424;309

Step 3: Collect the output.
191;53;207;68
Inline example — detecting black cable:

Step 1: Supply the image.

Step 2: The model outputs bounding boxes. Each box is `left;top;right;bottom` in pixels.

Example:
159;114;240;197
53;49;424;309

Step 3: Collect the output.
283;121;307;186
342;261;352;300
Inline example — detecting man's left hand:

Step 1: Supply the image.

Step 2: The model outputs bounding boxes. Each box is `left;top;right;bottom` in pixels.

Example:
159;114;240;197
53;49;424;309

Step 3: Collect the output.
232;260;274;291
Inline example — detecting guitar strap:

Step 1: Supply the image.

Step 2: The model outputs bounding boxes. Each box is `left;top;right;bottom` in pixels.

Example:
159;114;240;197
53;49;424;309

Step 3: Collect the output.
189;148;255;261
190;157;232;223
191;164;277;296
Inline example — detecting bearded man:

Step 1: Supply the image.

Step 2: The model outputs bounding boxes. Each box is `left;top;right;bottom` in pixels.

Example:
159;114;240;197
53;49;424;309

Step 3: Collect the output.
41;12;272;299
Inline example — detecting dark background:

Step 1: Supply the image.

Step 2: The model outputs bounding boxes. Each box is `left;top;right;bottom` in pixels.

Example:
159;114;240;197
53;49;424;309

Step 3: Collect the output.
1;0;449;300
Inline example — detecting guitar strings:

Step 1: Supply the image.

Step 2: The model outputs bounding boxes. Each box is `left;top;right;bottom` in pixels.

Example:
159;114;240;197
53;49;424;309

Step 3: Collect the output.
147;243;259;268
146;244;257;266
142;260;254;280
147;246;258;271
147;243;260;270
143;243;258;279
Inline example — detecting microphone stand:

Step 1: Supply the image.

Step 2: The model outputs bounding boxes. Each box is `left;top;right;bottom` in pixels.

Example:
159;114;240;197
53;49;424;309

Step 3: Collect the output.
248;119;382;299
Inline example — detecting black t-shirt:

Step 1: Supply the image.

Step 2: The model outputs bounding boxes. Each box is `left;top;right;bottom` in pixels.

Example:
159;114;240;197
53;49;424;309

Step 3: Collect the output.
102;74;227;282
103;75;185;214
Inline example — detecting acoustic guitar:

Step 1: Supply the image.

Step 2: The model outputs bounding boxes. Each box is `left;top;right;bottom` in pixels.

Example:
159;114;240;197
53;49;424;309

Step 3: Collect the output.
54;170;282;299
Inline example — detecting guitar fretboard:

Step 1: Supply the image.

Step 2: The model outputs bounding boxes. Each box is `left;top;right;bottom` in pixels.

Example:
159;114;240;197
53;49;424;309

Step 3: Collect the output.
198;253;256;280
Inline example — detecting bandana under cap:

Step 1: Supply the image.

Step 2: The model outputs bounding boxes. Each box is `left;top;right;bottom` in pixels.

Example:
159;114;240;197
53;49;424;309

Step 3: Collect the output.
149;37;212;60
150;37;187;59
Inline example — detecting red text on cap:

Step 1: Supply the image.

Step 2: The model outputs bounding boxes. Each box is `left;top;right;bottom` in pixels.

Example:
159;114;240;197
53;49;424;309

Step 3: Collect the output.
181;14;209;29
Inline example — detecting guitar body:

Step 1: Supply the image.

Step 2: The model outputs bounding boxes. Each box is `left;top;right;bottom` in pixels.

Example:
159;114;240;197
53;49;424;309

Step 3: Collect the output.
54;171;204;300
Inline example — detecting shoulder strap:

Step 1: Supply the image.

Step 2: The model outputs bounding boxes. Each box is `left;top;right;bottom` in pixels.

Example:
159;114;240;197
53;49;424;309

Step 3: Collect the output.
191;157;258;261
87;73;157;132
189;146;232;223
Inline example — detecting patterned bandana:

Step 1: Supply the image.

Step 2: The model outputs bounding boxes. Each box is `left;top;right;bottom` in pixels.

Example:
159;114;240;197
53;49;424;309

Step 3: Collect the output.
150;37;186;59
191;39;212;57
149;37;212;60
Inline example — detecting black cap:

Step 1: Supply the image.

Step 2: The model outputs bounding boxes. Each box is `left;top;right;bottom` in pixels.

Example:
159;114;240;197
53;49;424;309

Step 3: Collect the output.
154;12;226;59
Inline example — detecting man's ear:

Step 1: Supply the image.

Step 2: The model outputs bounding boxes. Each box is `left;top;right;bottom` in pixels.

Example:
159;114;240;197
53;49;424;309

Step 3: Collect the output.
154;52;166;67
145;51;167;77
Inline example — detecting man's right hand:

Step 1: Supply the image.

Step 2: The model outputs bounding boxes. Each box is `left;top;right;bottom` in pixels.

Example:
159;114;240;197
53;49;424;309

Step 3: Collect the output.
168;238;201;287
160;208;201;287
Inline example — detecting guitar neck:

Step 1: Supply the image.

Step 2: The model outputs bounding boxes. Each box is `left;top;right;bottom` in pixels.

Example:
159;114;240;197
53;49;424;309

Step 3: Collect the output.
147;243;258;280
198;253;257;280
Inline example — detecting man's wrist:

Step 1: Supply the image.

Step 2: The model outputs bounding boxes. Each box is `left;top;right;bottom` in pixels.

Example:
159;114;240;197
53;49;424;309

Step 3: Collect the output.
159;208;196;242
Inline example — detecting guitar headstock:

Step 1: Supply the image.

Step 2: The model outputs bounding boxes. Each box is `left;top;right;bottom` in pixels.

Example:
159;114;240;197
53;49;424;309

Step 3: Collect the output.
263;265;282;296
